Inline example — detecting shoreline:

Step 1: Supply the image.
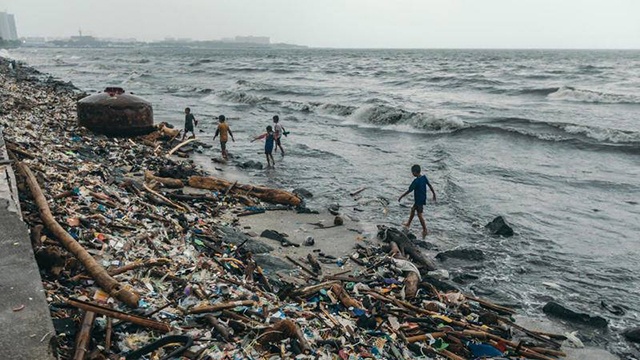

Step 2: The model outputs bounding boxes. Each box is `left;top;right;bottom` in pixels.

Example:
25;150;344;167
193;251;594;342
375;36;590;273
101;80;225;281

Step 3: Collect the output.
0;55;625;359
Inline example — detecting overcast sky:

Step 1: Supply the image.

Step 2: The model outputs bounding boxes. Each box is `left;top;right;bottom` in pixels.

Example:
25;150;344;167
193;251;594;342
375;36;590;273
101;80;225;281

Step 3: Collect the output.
4;0;640;48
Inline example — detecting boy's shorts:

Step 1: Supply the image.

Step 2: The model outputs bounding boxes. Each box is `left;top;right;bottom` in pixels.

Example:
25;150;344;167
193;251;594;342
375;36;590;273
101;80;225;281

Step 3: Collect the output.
412;204;424;214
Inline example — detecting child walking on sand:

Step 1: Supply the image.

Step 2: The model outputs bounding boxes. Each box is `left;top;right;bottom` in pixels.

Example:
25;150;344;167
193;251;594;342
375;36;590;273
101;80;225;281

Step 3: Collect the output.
398;164;436;238
212;115;234;159
251;125;276;168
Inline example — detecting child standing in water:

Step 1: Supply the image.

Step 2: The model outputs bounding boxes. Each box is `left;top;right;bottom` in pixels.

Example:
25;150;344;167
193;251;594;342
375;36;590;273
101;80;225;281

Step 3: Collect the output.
212;115;234;159
273;115;286;156
181;107;198;141
398;164;436;239
252;125;276;168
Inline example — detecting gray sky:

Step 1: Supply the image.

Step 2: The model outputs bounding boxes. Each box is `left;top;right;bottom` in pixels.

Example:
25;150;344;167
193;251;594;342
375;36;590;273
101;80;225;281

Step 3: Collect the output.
5;0;640;48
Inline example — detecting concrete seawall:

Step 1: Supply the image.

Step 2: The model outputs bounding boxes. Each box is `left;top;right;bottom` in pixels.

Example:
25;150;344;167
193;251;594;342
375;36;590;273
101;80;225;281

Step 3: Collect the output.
0;132;55;359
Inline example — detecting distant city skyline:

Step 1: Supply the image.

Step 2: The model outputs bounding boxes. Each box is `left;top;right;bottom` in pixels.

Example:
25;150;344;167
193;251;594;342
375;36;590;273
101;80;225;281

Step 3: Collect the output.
0;12;18;41
4;0;640;49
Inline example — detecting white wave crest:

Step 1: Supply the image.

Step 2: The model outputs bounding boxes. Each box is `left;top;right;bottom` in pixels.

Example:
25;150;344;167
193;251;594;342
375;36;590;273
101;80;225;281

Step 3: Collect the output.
216;90;278;105
345;105;464;132
561;124;640;144
0;49;14;59
548;86;640;104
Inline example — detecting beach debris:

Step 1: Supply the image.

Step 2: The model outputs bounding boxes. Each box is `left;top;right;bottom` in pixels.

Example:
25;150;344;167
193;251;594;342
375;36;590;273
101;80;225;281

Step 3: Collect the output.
77;87;154;136
485;215;515;237
563;331;585;348
333;215;344;226
303;236;315;246
17;162;140;308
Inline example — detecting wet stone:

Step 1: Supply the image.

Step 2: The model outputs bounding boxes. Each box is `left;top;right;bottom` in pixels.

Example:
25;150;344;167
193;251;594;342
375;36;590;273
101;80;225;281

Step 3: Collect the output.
436;248;485;261
485;215;514;237
542;301;608;328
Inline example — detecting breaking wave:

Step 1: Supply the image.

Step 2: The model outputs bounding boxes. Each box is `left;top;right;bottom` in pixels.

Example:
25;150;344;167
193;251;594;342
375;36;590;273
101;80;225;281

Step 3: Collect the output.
215;90;278;105
345;105;465;132
548;86;640;104
454;117;640;150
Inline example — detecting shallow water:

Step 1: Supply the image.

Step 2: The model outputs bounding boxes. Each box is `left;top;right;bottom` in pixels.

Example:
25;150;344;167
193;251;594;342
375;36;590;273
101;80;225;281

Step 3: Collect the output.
10;47;640;355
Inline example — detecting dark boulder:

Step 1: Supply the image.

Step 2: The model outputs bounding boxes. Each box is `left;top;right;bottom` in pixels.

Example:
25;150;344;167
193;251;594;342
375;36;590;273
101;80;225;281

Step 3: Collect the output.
485;216;514;237
436;248;485;261
623;327;640;343
218;226;274;254
542;302;608;328
260;229;288;242
253;253;294;274
293;188;313;199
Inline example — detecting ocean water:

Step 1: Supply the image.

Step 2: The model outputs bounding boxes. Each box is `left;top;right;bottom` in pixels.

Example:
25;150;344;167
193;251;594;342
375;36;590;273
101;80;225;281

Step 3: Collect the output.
10;47;640;354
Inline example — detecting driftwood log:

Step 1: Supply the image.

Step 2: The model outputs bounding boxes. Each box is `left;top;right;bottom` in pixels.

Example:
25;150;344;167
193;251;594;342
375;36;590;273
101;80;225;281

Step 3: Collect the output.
108;258;171;276
188;300;256;314
307;253;322;274
144;170;184;188
331;284;363;308
18;162;140;308
377;225;436;271
204;314;231;341
188;175;301;206
66;298;171;332
72;311;96;360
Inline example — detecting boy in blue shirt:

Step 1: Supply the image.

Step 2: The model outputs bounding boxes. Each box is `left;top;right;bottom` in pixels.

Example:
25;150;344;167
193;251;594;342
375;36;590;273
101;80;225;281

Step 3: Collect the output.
251;125;276;168
398;164;436;238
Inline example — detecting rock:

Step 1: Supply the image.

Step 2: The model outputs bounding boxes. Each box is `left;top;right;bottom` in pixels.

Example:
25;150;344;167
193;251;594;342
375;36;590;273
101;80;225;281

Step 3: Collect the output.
293;188;313;199
253;253;294;274
422;276;460;292
240;160;263;170
303;236;315;246
542;302;608;328
328;204;340;215
218;226;274;254
260;229;288;242
436;248;485;261
333;216;344;226
452;272;479;284
623;327;640;343
485;216;514;237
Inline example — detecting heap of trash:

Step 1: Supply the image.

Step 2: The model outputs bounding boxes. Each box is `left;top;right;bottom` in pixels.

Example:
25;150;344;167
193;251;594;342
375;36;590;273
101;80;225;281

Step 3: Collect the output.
1;58;572;360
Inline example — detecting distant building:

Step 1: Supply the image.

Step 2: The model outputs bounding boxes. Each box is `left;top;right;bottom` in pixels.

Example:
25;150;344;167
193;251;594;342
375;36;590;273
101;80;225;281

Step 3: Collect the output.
0;12;18;40
234;36;270;45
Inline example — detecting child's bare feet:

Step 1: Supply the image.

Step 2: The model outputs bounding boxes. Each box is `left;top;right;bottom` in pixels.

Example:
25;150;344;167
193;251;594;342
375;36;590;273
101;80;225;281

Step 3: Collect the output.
402;222;410;228
421;230;428;239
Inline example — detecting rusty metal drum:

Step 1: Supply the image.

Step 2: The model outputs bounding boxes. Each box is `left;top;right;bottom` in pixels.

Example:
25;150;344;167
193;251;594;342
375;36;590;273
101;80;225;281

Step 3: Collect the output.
77;87;154;136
